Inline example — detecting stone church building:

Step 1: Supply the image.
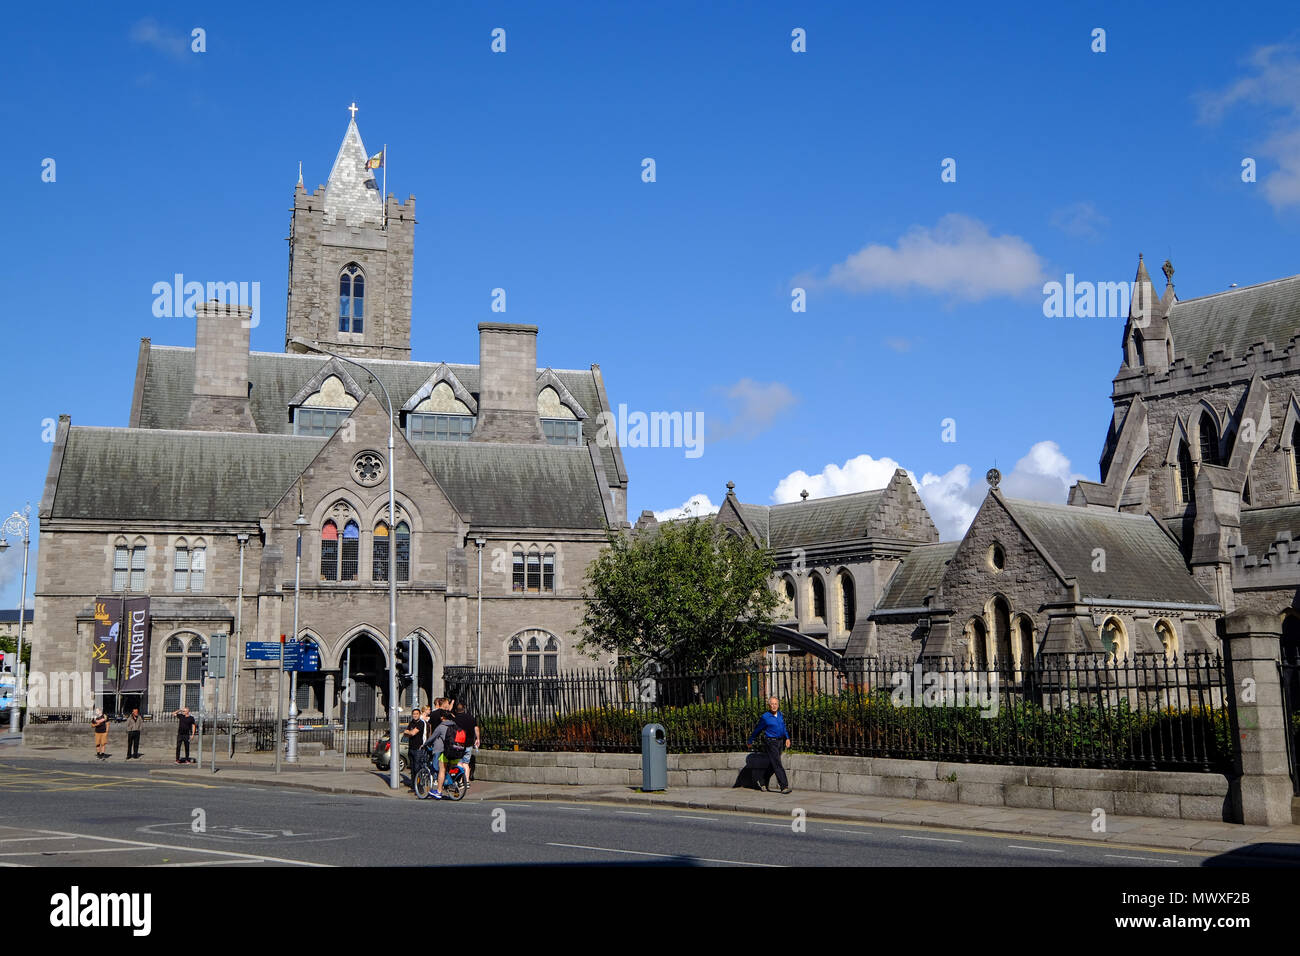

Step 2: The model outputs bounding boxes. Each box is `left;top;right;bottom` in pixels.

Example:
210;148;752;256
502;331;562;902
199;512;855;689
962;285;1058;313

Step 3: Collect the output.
677;256;1300;667
33;113;628;717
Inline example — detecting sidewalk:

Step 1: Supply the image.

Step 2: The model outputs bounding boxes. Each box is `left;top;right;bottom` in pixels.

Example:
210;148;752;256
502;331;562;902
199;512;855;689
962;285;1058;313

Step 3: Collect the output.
10;745;1300;860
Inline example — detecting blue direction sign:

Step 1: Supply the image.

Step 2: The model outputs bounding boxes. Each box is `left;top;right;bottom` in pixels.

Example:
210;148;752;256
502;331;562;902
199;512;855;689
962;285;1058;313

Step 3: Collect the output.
245;641;322;672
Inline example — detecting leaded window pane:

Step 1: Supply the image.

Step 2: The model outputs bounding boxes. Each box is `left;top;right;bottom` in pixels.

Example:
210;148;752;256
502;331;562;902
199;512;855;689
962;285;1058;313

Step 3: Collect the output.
190;549;205;593
163;684;180;712
395;523;410;582
174;547;189;592
526;552;540;592
341;522;359;581
186;657;202;681
165;657;182;681
373;525;389;582
512;551;525;592
542;553;554;593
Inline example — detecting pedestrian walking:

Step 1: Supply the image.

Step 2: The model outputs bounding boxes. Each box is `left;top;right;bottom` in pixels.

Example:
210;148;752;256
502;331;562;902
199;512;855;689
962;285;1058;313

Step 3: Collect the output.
747;696;792;793
172;707;197;764
92;709;110;760
125;708;143;759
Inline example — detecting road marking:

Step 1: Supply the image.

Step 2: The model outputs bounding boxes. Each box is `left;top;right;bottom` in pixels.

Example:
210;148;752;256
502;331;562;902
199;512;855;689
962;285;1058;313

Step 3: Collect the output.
0;836;74;844
0;846;155;857
1104;854;1184;864
152;858;264;867
554;806;593;812
1008;845;1064;853
615;811;652;816
675;815;719;822
825;828;872;837
748;821;793;829
0;827;329;867
546;842;780;867
899;835;963;844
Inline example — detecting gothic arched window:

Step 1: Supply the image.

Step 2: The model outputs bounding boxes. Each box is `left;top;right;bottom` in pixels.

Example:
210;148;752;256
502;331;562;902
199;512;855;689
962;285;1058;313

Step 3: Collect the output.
339;263;365;334
341;521;360;581
811;575;826;623
372;522;389;582
837;572;856;635
1198;411;1221;466
320;521;339;581
1291;421;1300;492
395;522;410;582
1177;441;1195;504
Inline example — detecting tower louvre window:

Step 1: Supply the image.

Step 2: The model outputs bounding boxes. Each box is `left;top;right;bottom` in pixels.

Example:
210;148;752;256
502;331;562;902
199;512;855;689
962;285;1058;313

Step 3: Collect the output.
339;263;365;334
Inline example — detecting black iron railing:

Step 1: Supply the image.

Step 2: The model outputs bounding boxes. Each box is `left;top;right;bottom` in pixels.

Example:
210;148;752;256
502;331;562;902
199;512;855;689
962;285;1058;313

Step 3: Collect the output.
446;652;1232;772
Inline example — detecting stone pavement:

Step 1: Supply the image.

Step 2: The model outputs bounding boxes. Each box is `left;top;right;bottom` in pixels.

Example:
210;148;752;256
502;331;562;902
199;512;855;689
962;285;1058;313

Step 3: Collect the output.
9;745;1300;860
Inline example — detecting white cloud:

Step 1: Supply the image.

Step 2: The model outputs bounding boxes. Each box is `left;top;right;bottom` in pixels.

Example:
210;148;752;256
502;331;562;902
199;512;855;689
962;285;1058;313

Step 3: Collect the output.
653;494;719;521
709;379;798;442
130;18;190;61
1049;201;1109;240
771;440;1086;541
772;453;911;503
1197;44;1300;210
883;336;913;353
802;214;1047;302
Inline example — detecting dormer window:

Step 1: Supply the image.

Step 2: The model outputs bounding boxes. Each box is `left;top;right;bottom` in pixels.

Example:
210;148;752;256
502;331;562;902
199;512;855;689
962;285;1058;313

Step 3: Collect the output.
295;407;352;437
542;419;581;445
408;412;475;442
339;263;364;334
537;378;586;446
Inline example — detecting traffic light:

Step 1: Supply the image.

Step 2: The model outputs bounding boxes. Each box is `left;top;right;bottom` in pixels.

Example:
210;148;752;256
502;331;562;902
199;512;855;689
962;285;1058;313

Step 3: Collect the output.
200;644;210;683
395;638;411;689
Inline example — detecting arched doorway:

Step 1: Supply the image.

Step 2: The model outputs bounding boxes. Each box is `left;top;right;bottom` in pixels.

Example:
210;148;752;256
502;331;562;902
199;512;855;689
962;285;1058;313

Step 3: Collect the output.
336;631;392;721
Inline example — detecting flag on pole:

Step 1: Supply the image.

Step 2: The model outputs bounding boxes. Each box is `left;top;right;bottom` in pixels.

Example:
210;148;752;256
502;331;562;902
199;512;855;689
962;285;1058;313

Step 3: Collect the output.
366;150;385;170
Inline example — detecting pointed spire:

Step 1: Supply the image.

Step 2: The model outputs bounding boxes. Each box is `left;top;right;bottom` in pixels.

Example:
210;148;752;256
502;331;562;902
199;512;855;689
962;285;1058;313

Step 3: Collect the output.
324;105;383;226
1135;252;1150;283
1130;252;1156;324
297;161;303;187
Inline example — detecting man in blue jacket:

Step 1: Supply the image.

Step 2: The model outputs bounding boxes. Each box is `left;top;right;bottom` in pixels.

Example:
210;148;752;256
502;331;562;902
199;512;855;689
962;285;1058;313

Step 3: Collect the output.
747;696;792;793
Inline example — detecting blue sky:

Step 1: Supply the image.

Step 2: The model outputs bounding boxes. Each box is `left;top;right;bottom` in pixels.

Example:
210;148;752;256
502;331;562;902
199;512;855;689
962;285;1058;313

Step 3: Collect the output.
3;1;1300;608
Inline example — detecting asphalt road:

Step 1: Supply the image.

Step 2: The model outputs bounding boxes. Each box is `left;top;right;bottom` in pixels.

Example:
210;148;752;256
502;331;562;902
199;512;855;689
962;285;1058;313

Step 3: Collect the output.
0;757;1242;867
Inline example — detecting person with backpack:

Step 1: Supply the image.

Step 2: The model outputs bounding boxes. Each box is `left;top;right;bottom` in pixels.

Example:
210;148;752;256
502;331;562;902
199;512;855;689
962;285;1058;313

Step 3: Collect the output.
425;709;466;800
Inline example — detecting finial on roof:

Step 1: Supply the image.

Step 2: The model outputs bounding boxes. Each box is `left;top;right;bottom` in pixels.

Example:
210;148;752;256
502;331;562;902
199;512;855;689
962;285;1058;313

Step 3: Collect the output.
1135;253;1151;282
348;101;359;120
986;467;1001;489
800;489;809;501
297;161;303;187
1162;258;1174;285
726;480;735;494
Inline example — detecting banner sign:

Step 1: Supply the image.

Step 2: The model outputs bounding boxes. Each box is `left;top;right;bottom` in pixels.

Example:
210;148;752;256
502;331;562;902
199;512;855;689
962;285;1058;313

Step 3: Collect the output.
91;596;151;694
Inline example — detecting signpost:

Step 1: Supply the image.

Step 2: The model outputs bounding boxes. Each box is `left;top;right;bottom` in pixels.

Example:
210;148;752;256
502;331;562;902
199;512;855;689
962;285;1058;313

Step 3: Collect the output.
209;634;227;773
341;648;351;773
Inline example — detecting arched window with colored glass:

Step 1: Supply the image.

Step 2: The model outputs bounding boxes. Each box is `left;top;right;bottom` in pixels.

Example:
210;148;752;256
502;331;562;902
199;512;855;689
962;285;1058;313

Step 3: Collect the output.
320;521;339;581
372;522;389;582
340;521;360;581
395;522;410;582
339;263;365;334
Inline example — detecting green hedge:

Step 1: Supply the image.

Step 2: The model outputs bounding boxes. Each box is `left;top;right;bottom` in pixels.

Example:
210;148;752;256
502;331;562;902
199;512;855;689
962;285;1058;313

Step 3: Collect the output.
477;692;1234;770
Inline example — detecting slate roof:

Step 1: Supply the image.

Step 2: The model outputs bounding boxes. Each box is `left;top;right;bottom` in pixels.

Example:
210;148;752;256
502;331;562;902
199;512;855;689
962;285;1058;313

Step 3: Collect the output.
323;117;383;226
49;426;612;530
1231;504;1300;558
1002;498;1216;606
50;428;325;522
415;443;609;529
133;346;623;483
874;542;960;611
1167;274;1300;368
734;491;886;550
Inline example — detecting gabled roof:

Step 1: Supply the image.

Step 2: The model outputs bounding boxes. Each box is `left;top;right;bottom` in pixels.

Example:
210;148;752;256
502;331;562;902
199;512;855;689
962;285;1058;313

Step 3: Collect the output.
133;346;623;485
874;542;960;611
1167;273;1300;368
733;490;887;550
48;425;612;531
1000;497;1215;606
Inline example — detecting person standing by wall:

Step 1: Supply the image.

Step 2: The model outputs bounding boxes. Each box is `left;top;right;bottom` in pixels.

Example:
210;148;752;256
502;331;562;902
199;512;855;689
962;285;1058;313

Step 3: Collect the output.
92;710;109;760
747;696;792;793
173;707;197;764
125;708;143;760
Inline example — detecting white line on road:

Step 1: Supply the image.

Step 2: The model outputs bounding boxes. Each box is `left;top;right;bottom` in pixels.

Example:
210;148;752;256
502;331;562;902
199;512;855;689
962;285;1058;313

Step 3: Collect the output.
8;827;330;866
1104;854;1184;864
0;836;74;844
748;821;793;829
675;815;719;822
546;842;781;867
0;846;158;857
615;811;652;816
1008;845;1064;853
554;807;593;812
899;835;963;844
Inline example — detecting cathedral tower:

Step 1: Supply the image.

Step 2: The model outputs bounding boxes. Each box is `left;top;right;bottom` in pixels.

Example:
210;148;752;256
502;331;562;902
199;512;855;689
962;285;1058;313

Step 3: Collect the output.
285;106;415;360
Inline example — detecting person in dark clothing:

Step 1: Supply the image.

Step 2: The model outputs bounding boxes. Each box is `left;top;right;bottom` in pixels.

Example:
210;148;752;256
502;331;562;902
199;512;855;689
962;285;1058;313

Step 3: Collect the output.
403;707;426;790
452;700;480;785
747;696;791;793
125;708;143;759
173;707;197;764
92;710;110;760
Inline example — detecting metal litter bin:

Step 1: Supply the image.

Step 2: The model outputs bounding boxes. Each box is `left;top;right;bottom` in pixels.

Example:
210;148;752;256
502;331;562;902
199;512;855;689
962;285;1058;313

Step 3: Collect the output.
641;723;667;791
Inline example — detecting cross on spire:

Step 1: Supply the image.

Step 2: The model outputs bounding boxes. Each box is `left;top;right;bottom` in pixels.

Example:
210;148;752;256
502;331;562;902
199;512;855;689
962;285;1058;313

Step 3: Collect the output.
348;102;358;120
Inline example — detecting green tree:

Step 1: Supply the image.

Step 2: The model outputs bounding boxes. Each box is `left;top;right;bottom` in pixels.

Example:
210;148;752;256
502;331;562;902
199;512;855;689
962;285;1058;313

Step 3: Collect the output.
573;517;778;671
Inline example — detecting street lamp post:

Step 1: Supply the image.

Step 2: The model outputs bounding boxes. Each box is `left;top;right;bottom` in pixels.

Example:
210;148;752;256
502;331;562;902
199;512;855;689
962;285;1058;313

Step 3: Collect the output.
0;505;32;733
475;537;486;667
290;337;400;790
287;509;308;763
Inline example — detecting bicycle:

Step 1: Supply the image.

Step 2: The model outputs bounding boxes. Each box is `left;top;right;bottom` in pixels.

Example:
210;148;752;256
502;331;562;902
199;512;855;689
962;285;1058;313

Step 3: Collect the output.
414;753;468;801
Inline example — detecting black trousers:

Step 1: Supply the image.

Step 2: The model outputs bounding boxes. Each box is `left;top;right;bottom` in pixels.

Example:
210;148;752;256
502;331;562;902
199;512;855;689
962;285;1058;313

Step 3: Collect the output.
176;735;191;761
758;737;789;790
127;731;140;758
410;747;425;787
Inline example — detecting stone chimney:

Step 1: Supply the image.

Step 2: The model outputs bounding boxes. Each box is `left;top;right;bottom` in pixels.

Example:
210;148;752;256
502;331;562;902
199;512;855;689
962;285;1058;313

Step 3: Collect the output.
187;300;257;432
471;322;543;443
